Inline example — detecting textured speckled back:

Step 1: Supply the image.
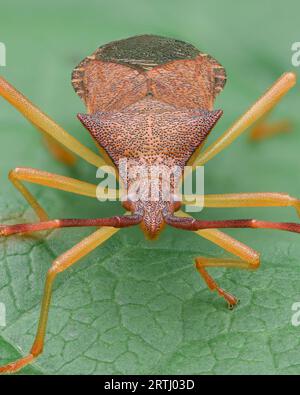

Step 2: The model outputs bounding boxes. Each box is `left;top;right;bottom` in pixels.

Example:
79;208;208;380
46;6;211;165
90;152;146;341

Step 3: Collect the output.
72;34;226;112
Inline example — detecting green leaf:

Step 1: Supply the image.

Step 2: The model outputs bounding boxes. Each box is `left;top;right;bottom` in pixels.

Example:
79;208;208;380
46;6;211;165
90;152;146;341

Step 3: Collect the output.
1;0;300;375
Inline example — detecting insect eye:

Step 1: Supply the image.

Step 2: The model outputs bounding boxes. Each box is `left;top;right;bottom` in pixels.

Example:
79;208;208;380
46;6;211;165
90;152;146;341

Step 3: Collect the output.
121;192;138;211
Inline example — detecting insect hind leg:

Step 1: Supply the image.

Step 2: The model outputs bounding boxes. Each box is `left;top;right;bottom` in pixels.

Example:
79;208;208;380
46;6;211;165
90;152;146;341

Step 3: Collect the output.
249;109;292;141
0;76;106;168
193;72;296;166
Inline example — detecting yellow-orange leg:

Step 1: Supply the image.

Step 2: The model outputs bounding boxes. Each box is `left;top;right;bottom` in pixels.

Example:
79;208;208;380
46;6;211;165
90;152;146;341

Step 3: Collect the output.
9;167;118;221
177;211;260;308
0;77;106;168
249;117;291;141
0;225;120;374
183;192;300;217
42;132;76;166
193;72;296;166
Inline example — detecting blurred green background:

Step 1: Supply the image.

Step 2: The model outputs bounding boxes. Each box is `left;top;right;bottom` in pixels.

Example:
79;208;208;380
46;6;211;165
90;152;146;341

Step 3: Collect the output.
0;0;300;375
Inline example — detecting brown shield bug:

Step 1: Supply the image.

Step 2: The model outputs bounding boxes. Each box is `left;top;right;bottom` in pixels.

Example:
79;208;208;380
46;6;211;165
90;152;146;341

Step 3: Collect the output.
0;35;298;373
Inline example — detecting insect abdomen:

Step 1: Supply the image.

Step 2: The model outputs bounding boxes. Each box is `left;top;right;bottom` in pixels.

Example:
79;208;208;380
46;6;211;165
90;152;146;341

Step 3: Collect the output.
72;34;226;113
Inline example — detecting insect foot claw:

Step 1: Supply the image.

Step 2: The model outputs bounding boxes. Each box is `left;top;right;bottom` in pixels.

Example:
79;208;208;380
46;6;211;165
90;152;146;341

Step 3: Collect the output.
227;298;240;310
0;354;35;374
217;287;238;309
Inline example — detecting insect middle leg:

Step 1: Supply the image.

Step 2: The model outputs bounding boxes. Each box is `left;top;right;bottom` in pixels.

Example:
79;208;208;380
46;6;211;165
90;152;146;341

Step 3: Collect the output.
193;72;296;166
183;192;300;217
8;167;119;221
0;77;106;168
178;211;260;308
0;225;120;374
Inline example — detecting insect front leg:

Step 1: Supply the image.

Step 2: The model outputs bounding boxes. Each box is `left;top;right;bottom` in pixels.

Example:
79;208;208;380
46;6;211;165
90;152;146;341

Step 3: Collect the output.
0;226;120;374
195;254;260;309
194;227;260;308
175;211;261;308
